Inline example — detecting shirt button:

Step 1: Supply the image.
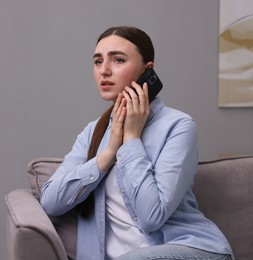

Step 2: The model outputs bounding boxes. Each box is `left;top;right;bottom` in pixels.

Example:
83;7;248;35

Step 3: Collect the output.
118;155;122;161
90;176;95;181
120;188;125;194
132;216;138;222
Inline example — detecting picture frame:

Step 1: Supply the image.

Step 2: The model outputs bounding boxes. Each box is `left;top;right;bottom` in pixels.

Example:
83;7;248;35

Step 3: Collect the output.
218;0;253;107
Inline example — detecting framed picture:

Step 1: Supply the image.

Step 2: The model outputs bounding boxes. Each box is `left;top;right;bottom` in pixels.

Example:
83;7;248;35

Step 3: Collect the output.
218;0;253;107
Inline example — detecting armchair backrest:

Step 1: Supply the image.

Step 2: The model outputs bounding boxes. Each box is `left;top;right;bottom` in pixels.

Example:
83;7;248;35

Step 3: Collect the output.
193;156;253;260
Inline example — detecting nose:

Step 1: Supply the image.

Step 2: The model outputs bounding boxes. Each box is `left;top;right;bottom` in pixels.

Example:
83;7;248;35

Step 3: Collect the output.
100;60;112;77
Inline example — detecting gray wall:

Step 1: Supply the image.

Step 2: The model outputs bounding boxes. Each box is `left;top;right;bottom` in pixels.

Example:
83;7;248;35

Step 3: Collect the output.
1;0;252;259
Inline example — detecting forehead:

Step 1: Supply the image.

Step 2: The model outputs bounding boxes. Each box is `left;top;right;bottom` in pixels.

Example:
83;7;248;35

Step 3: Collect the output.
94;35;138;55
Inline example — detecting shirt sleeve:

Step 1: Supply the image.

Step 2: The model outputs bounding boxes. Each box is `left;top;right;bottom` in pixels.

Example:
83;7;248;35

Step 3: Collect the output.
115;117;199;233
40;123;107;216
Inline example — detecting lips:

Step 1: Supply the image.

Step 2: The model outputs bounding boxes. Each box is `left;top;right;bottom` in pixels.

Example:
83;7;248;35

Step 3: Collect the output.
101;80;115;86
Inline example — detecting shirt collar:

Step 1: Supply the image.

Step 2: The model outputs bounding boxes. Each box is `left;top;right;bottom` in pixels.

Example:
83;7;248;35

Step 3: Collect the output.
148;97;164;122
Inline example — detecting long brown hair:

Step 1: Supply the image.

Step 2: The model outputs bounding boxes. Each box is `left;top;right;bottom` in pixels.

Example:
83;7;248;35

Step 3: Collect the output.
81;105;113;218
81;26;155;218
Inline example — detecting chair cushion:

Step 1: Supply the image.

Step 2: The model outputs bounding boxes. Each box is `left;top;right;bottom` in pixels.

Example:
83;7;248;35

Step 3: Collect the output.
27;157;63;200
193;156;253;260
27;157;77;260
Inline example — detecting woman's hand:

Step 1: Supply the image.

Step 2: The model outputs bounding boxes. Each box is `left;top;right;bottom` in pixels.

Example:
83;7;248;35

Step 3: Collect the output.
109;93;127;153
122;81;150;143
97;93;126;171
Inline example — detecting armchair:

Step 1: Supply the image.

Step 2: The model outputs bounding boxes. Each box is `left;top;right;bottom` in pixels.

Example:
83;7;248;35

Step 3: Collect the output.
5;156;253;260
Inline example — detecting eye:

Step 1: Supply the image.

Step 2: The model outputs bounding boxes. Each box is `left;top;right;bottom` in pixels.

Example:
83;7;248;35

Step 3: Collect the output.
94;59;102;66
114;58;125;63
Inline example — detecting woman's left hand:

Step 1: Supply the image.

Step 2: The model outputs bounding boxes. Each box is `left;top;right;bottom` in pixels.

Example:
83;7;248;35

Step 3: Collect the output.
122;81;150;143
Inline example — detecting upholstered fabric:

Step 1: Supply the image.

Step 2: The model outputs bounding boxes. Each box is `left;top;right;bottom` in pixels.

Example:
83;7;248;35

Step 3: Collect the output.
5;156;253;260
5;189;68;260
27;157;63;200
193;156;253;260
27;158;77;260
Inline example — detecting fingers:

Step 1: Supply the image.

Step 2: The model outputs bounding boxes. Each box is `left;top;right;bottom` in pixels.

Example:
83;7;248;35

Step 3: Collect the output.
113;93;123;114
123;81;149;113
108;95;126;156
132;81;148;97
113;93;126;124
117;98;127;122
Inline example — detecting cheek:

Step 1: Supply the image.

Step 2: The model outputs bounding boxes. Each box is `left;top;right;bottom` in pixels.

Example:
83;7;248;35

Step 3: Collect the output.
119;68;143;86
119;72;133;85
94;69;100;85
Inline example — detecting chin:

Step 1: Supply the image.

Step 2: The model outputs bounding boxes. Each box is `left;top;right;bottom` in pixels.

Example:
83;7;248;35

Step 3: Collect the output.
100;93;117;102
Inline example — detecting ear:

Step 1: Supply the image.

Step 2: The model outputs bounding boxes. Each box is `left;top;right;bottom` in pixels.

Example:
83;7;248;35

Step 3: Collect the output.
145;61;154;69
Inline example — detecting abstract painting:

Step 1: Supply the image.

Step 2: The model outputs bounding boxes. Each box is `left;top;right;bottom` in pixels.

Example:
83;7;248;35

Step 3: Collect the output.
219;0;253;107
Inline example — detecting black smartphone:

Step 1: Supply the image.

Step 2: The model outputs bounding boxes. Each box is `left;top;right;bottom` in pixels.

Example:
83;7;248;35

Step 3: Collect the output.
137;68;163;103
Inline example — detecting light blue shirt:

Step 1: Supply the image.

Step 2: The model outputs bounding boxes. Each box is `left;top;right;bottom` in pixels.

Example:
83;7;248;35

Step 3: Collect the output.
41;97;233;260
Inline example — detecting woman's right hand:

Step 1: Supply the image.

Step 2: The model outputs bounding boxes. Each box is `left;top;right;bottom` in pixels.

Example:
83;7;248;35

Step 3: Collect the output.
96;93;126;171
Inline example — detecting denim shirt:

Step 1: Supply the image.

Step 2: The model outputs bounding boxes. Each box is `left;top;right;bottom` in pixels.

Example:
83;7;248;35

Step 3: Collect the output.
41;98;233;260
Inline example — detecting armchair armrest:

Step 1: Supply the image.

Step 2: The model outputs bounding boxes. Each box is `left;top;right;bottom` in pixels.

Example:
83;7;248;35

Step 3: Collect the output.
5;189;68;260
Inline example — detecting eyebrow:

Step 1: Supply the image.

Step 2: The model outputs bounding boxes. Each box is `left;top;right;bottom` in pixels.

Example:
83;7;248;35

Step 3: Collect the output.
93;51;128;59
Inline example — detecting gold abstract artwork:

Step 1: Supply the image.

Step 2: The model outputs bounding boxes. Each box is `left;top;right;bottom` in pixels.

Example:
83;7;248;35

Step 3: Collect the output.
219;1;253;107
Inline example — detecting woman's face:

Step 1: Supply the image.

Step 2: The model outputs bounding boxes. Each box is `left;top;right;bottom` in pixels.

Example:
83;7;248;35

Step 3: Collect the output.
93;35;148;102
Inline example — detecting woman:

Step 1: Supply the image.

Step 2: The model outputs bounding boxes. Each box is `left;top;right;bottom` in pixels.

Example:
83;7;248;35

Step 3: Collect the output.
41;26;234;260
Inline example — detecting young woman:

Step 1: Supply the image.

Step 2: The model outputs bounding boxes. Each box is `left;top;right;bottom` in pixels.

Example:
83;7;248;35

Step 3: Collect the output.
41;26;234;260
